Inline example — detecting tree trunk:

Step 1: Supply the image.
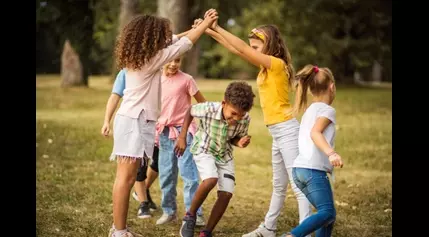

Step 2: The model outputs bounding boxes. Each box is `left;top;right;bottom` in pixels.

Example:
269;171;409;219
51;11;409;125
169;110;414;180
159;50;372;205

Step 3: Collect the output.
60;0;93;87
371;60;382;83
61;40;84;87
111;0;140;83
158;0;199;76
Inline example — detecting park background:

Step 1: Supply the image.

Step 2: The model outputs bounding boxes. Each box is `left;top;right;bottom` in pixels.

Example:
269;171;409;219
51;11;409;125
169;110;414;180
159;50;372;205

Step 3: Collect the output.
36;0;392;236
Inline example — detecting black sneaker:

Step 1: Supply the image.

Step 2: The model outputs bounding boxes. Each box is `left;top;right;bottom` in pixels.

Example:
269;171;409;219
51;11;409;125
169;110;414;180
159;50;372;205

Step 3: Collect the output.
180;213;196;237
146;189;158;212
148;200;157;212
137;201;151;219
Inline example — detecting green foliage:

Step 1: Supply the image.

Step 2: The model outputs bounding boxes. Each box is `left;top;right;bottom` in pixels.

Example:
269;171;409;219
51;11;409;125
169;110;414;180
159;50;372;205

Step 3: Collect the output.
201;0;391;82
36;0;391;82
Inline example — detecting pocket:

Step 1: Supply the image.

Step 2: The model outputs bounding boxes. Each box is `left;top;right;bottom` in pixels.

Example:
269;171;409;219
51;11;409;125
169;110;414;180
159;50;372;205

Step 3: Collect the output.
294;168;313;186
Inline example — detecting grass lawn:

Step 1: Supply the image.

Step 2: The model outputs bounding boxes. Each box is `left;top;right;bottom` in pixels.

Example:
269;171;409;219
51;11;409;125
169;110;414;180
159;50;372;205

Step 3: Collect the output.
36;75;392;237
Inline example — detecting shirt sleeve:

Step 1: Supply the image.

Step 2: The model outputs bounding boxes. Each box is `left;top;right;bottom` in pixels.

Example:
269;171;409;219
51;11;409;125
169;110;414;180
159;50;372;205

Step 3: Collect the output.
147;37;193;73
317;106;336;124
172;34;179;44
237;114;251;137
111;69;126;97
190;102;216;118
187;76;199;96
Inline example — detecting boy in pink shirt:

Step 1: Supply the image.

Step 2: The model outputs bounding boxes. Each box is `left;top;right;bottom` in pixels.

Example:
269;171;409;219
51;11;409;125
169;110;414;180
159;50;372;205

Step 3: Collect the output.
155;56;207;226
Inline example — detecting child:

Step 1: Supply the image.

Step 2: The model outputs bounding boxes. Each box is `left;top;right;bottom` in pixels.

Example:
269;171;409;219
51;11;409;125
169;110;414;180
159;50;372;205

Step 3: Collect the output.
101;69;159;219
197;16;312;237
155;56;207;226
280;65;343;237
176;81;255;237
108;11;218;237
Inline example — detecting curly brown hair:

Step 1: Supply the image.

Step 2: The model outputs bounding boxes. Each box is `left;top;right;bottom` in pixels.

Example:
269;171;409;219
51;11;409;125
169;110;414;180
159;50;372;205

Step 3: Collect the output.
115;15;173;70
224;81;256;112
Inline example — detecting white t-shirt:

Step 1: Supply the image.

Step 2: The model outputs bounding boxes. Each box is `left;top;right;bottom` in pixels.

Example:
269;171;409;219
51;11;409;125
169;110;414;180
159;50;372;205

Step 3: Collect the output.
293;102;336;173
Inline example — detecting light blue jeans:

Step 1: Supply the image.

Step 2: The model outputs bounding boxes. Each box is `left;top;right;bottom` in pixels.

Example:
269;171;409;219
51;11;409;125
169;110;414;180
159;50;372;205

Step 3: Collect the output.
158;126;202;216
289;168;336;237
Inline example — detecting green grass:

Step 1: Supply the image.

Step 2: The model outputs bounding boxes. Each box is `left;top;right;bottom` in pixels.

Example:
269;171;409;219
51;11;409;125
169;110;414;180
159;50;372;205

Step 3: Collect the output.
36;75;392;237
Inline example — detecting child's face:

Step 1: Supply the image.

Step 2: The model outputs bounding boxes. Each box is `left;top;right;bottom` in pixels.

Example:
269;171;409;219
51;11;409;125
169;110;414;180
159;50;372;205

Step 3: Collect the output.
249;38;264;53
221;101;247;126
165;57;182;76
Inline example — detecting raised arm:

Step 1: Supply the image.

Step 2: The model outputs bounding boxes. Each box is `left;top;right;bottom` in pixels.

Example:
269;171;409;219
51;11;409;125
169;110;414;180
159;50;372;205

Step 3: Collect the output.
212;25;272;69
185;9;218;44
205;28;241;56
149;9;218;71
175;29;192;39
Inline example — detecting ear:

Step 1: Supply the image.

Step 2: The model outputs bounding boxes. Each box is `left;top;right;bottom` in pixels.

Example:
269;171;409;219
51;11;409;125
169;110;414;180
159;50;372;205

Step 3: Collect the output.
329;82;335;92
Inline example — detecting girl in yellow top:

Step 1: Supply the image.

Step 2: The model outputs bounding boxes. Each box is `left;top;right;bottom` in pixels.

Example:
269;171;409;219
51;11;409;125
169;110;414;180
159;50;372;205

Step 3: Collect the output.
195;17;312;237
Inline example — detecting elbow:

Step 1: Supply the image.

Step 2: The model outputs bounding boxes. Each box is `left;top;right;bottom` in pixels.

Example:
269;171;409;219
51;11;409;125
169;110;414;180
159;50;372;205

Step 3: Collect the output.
310;130;320;142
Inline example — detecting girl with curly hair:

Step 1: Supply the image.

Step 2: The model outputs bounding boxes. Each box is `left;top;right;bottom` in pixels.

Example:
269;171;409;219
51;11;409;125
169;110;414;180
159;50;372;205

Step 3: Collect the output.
108;10;218;237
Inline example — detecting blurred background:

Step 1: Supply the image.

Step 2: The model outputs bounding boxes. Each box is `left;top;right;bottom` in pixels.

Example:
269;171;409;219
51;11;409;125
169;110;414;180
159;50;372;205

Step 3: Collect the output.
36;0;391;85
36;1;392;236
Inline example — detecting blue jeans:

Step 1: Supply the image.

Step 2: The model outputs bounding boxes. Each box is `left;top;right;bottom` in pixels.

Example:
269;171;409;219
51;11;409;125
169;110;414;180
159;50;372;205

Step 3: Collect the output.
290;168;336;237
158;126;202;216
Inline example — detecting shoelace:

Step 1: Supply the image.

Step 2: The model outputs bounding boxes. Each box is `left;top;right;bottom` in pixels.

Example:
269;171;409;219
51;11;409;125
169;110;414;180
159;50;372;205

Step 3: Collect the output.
185;216;196;229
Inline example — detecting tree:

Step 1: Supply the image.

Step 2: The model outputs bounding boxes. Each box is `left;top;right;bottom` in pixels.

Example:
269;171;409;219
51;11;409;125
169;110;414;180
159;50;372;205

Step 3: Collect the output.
157;0;198;75
110;0;140;82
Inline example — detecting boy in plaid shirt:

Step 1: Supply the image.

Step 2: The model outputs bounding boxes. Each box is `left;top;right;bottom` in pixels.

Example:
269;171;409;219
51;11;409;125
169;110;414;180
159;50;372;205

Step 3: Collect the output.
174;81;256;237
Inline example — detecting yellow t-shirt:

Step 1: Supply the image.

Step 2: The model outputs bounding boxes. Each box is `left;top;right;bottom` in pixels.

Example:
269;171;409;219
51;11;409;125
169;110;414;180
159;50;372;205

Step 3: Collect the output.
257;56;293;126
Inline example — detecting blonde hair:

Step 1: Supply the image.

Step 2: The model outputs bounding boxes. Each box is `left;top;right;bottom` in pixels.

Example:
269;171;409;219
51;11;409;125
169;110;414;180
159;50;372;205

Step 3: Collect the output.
293;64;335;115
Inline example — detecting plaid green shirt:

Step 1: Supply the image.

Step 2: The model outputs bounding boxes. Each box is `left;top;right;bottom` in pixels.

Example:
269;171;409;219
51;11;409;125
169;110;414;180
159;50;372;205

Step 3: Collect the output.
190;102;251;163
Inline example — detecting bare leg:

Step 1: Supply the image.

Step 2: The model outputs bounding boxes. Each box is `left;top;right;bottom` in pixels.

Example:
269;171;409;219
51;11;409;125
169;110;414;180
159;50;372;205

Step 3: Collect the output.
188;178;218;216
112;158;141;230
204;191;232;232
134;181;148;202
145;166;158;189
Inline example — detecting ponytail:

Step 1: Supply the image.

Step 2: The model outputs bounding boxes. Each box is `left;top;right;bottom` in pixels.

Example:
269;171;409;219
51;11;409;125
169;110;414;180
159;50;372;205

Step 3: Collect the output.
293;64;319;115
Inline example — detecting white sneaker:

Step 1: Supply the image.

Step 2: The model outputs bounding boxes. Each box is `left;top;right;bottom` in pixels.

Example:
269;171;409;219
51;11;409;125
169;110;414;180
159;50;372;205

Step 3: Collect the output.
156;213;178;225
132;192;139;202
196;214;206;227
108;227;143;237
242;223;276;237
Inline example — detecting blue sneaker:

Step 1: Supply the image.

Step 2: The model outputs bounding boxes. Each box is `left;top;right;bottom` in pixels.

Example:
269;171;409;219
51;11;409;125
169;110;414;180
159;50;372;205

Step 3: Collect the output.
180;213;196;237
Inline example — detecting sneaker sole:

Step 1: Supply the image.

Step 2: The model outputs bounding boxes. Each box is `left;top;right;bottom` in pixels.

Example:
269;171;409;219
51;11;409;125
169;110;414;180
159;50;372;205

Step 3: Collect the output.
156;218;177;225
137;214;152;219
179;222;186;237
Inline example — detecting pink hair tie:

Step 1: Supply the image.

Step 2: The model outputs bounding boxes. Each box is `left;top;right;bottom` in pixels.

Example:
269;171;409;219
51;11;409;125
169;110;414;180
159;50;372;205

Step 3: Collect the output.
313;66;319;73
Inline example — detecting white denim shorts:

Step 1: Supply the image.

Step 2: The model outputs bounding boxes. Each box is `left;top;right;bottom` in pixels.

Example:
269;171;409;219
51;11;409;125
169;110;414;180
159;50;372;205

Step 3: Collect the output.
110;110;156;166
193;153;235;194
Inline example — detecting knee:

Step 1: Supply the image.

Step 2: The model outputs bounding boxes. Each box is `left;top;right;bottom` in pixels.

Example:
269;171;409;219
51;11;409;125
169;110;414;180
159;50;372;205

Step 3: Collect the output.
116;172;136;187
217;191;233;201
203;178;218;189
320;207;336;223
273;178;287;193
